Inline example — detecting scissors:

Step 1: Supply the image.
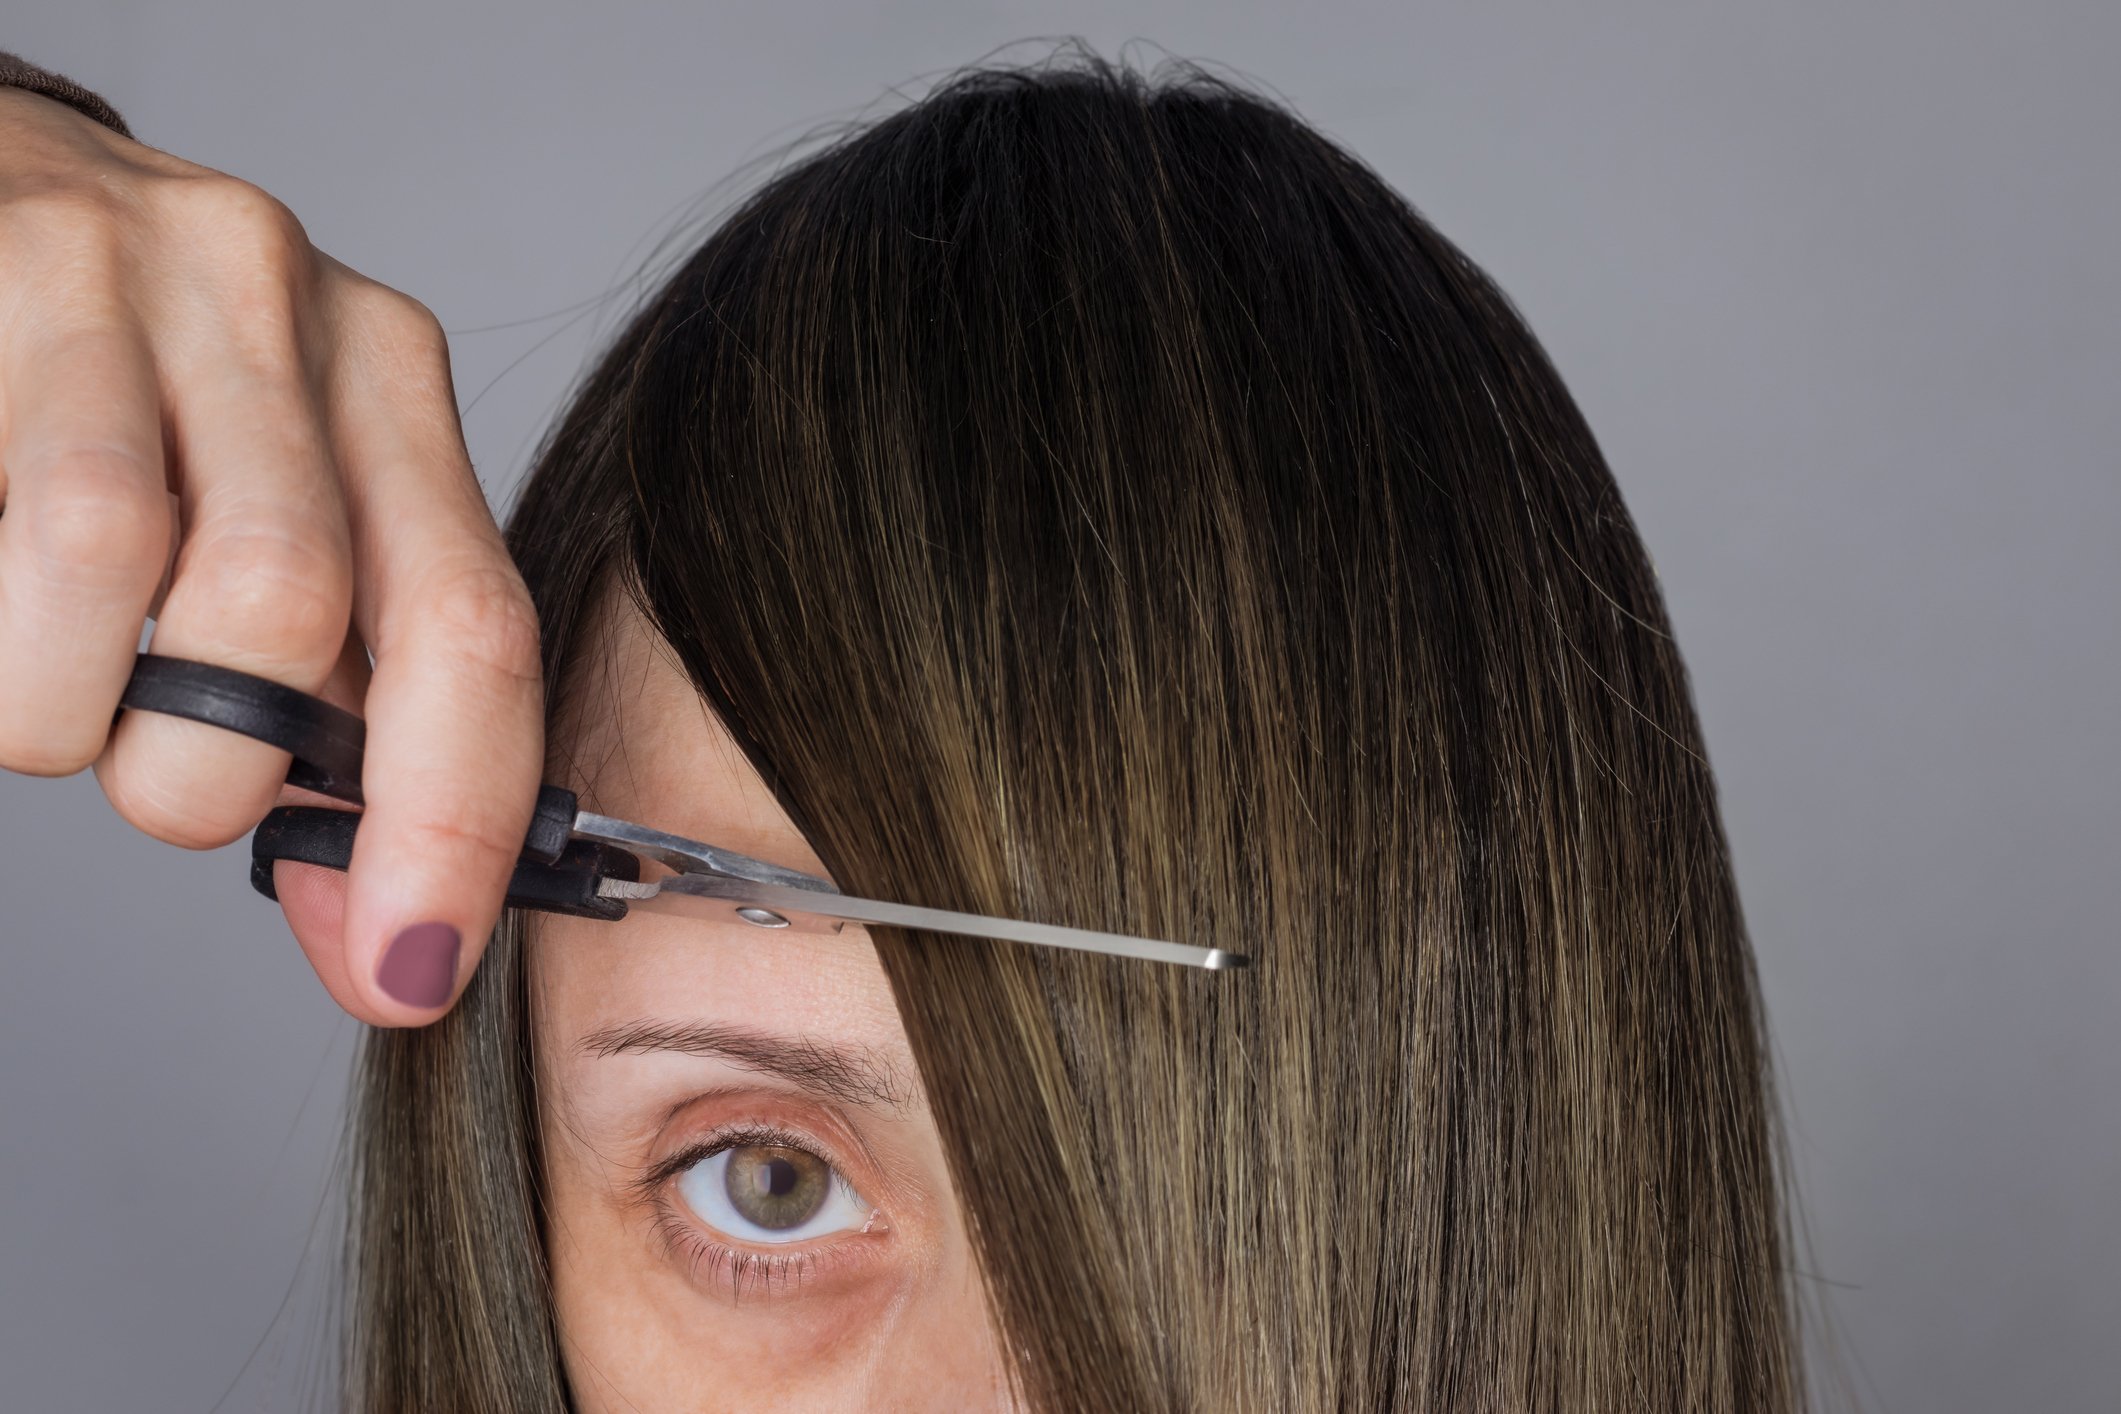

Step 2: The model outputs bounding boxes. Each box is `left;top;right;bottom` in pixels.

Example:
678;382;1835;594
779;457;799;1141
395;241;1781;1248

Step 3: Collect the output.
118;655;1248;971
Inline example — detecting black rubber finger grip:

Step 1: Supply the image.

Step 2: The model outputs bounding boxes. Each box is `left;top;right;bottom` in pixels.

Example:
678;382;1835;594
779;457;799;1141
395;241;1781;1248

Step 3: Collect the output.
523;784;579;865
249;805;359;899
251;805;638;921
122;654;367;805
501;833;637;921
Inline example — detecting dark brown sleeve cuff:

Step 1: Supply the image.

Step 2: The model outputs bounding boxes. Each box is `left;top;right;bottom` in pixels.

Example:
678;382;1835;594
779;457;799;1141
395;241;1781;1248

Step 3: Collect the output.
0;50;131;138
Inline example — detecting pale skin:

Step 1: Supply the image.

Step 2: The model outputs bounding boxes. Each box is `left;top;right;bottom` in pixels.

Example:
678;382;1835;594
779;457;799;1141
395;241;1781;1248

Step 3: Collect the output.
0;88;541;1026
529;600;1013;1410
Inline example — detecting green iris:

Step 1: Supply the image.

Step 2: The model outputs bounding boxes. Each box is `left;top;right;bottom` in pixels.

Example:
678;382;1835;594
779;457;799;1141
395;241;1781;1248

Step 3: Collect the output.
723;1145;833;1230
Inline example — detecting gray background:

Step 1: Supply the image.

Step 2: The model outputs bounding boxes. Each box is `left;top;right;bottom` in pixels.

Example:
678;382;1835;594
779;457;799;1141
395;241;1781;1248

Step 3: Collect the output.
2;3;2114;1410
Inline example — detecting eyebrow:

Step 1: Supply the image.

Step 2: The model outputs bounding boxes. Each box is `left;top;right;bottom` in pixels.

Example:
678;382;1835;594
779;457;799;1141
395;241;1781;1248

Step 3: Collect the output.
579;1020;911;1111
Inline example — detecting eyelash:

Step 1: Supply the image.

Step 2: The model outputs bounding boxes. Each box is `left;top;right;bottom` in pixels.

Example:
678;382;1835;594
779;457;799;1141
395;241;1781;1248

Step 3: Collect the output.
637;1122;874;1298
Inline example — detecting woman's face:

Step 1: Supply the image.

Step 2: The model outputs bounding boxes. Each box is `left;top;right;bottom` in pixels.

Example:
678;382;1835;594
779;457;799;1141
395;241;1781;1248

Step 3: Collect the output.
532;602;1011;1411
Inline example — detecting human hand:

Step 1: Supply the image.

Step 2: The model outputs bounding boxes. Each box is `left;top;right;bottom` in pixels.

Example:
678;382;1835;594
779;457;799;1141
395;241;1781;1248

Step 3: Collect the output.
0;88;543;1025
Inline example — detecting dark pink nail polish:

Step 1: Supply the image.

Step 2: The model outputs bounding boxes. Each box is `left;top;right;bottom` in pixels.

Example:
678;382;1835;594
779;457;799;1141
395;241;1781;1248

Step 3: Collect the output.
377;922;461;1008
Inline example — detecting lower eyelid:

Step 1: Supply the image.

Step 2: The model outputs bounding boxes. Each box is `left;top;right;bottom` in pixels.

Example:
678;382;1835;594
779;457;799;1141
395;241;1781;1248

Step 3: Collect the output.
657;1213;817;1297
653;1195;885;1299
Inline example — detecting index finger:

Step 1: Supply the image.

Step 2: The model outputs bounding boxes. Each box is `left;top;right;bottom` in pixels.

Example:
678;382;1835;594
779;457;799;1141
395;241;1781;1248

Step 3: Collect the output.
312;275;544;1025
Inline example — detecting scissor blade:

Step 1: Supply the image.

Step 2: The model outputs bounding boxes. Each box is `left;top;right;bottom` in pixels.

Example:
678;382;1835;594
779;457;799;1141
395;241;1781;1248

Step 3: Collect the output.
571;811;842;893
605;872;1247;971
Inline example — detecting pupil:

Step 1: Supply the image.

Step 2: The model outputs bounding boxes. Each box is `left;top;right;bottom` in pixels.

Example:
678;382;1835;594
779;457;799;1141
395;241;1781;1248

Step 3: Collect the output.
720;1145;833;1229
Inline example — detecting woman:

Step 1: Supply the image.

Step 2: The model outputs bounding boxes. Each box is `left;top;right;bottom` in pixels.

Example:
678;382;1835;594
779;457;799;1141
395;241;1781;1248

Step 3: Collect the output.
351;59;1799;1411
2;51;1800;1413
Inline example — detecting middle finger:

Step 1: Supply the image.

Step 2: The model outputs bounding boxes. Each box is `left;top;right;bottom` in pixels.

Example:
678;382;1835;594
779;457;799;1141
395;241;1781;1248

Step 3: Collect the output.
98;295;352;849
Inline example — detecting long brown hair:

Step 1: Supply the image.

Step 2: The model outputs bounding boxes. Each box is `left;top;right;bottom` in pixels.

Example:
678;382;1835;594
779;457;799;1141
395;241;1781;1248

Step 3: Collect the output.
350;55;1801;1412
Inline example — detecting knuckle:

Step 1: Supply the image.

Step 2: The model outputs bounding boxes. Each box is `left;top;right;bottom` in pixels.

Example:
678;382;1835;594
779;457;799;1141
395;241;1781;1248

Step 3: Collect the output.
4;186;128;259
340;278;450;364
20;451;167;586
424;563;540;681
177;175;310;266
182;529;349;664
152;177;318;337
395;809;520;876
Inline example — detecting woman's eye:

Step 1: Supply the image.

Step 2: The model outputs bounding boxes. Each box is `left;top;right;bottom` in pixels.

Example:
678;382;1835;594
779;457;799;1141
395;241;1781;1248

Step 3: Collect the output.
676;1143;872;1244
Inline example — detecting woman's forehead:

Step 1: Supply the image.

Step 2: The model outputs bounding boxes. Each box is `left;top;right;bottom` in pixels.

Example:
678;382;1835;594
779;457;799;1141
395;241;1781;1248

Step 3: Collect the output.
534;594;904;1071
553;593;833;887
537;905;905;1078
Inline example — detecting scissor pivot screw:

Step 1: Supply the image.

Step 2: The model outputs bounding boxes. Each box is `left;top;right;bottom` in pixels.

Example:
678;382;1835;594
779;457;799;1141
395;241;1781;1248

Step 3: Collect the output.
736;906;791;929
